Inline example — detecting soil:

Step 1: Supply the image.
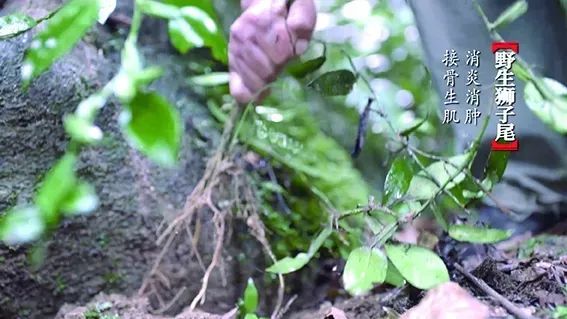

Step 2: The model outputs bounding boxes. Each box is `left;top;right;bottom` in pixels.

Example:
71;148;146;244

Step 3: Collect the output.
54;237;567;319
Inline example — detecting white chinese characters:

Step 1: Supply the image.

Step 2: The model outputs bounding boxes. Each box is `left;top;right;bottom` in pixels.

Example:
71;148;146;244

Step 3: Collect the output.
491;42;519;151
441;48;482;125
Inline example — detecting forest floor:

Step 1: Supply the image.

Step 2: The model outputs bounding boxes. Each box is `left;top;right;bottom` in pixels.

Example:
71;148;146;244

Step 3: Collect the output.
55;226;567;319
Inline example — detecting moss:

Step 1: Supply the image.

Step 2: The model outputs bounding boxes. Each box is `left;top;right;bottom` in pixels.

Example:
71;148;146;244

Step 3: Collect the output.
103;272;122;287
54;276;67;294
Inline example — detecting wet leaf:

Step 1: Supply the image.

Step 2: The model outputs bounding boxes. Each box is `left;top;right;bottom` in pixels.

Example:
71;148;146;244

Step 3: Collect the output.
190;72;230;86
490;0;528;30
287;56;326;79
35;154;77;224
406;153;470;200
121;92;182;167
385;243;449;290
60;182;99;216
266;253;310;274
343;247;388;295
22;0;100;86
308;70;357;96
524;77;567;134
0;13;36;39
383;156;413;205
448;224;512;244
241;278;258;313
0;207;45;245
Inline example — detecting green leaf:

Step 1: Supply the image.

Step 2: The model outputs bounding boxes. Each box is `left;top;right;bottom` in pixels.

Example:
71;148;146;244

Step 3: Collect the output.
168;17;203;53
406;153;470;200
139;0;180;19
35;154;77;224
307;227;332;256
308;70;357;96
448;224;512;244
552;306;567;319
266;253;310;274
483;150;510;186
64;114;103;144
512;62;531;82
0;207;45;245
382;156;413;205
180;6;227;63
97;0;116;24
430;204;448;231
524;77;567;134
244;315;259;319
385;243;449;290
75;94;108;121
241;278;259;313
60;182;99;216
22;0;100;85
343;247;388;295
267;227;332;274
490;0;528;30
121;92;182;167
0;13;37;40
180;6;217;34
384;260;406;287
287;56;326;79
190;72;230;86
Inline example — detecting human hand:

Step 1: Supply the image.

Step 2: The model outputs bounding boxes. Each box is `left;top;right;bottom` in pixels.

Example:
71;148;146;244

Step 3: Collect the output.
229;0;317;104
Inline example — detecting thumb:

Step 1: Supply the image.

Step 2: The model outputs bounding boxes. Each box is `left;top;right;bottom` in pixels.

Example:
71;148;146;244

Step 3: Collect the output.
286;0;317;54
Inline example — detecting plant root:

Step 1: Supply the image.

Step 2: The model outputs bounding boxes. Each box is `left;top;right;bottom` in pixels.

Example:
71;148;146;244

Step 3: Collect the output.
139;106;244;313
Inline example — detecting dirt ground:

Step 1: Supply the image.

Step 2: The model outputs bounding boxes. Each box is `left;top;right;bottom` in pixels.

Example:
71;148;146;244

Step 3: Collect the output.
54;231;567;319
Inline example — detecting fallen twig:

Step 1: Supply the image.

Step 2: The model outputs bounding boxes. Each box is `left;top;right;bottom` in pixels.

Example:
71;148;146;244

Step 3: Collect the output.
454;263;538;319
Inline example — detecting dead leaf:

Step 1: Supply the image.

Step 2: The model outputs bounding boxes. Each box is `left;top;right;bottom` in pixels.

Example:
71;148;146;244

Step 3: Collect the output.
400;282;489;319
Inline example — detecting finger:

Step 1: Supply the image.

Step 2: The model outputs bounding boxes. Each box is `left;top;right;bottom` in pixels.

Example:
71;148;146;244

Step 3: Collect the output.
266;0;288;17
255;19;294;65
234;55;266;94
230;71;253;104
240;43;276;81
287;0;316;39
230;48;266;94
229;14;256;44
287;0;317;54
